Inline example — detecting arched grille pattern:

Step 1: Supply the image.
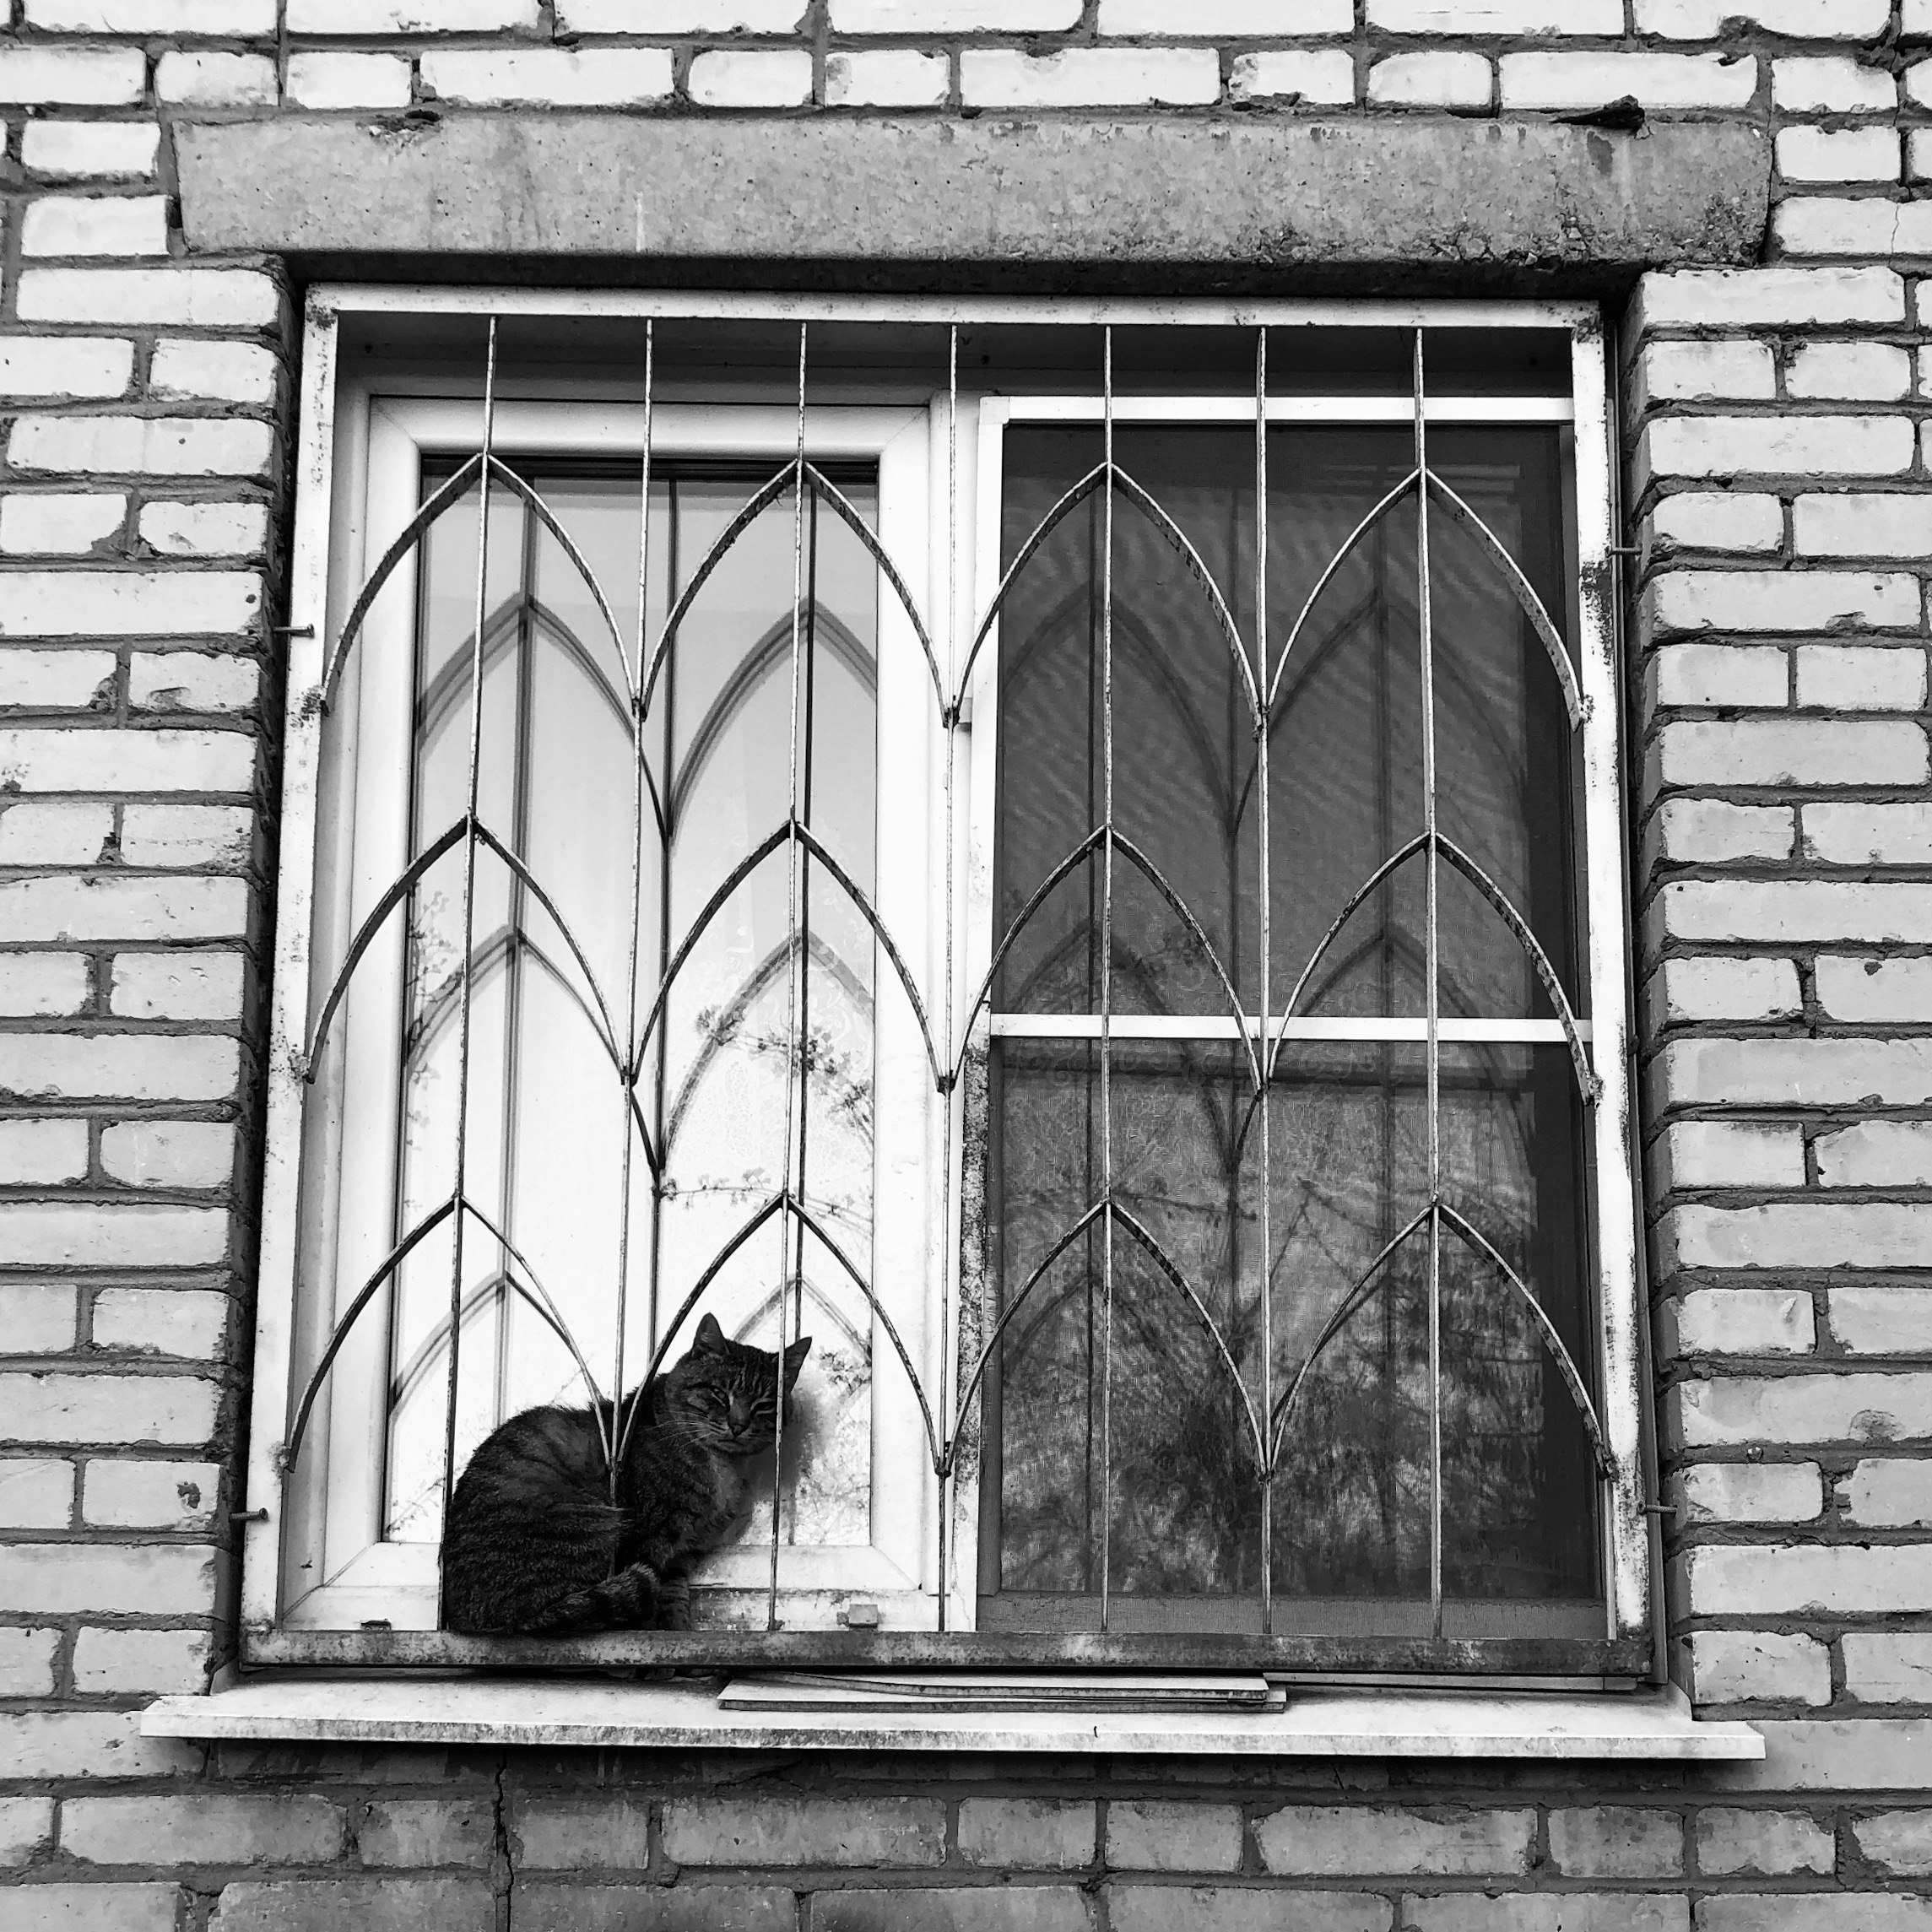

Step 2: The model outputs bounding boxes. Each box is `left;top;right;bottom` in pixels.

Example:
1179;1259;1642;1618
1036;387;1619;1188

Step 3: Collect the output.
268;304;1637;1662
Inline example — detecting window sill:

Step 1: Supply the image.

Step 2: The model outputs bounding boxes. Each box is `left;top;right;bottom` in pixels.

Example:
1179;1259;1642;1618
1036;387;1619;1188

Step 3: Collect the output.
142;1675;1761;1761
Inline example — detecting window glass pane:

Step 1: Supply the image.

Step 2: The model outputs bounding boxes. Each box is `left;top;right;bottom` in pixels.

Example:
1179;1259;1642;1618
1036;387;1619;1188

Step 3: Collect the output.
382;463;879;1554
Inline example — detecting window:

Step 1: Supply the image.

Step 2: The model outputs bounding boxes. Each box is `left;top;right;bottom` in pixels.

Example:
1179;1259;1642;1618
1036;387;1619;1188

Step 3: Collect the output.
245;295;1647;1676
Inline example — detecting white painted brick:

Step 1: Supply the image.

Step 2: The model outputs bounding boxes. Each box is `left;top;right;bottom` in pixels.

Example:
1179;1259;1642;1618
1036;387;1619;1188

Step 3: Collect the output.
1645;0;1887;30
0;1796;54;1866
0;877;246;944
562;0;802;22
1651;492;1783;555
0;1203;228;1269
0;1281;80;1350
18;268;279;328
1642;414;1914;483
0;1539;217;1615
1546;1808;1681;1881
1845;1635;1932;1701
359;1799;497;1869
1251;1805;1534;1878
0;1031;239;1102
0;1118;89;1187
1787;340;1913;400
1106;1800;1242;1873
1648;957;1802;1026
0;1708;187;1779
1655;1122;1806;1193
2;492;127;555
1670;1461;1823;1525
1650;570;1918;636
22;122;160;181
1686;1631;1831;1707
1773;54;1895;111
1665;1202;1932;1274
1845;1460;1932;1529
831;0;1080;25
139;499;268;558
119;802;254;869
963;48;1219;108
0;571;262;636
0;338;134;399
1659;879;1932;946
0;1371;216;1446
1636;340;1777;406
1673;1370;1932;1450
149;339;279;406
285;51;412;111
130;650;258;714
1228;51;1355;104
1852;1812;1932;1877
101;1119;233;1188
1793;491;1932;557
0;801;114;863
1499;52;1757;112
1372;0;1618;23
1637;265;1903;328
1101;0;1350;22
824;51;947;108
1778;196;1932;257
0;1628;58;1695
1830;1288;1932;1356
10;414;273;479
661;1794;945;1866
94;1287;228;1358
82;1456;219;1527
1690;1542;1932;1617
956;1799;1096;1870
421;49;674;108
111;950;246;1020
1368;54;1491;109
1648;642;1787;709
1805;802;1932;864
289;0;534;21
1661;1288;1816;1356
1695;1808;1835;1878
156;51;278;106
0;647;116;709
67;1794;347;1866
1648;799;1794;866
0;49;146;106
1657;1036;1932;1109
687;49;813;108
20;197;168;260
0;726;255;793
1795;643;1926;710
0;1459;71;1529
73;1626;213;1695
29;0;273;23
1817;1118;1932;1187
0;953;89;1017
1776;125;1900;185
1656;718;1927;787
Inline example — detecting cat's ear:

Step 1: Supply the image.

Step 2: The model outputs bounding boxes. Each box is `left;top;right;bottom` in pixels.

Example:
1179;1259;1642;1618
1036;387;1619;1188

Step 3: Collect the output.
693;1312;727;1355
782;1334;812;1390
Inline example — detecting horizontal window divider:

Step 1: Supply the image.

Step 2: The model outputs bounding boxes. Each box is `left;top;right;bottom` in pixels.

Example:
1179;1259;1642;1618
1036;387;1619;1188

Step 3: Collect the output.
991;1014;1591;1044
990;396;1575;425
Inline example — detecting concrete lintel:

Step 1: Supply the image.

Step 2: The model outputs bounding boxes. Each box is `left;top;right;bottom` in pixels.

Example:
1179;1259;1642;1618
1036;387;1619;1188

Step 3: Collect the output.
175;114;1770;272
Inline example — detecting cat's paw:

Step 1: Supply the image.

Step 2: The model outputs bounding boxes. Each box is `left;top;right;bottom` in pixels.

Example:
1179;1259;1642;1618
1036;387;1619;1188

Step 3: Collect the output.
657;1578;694;1631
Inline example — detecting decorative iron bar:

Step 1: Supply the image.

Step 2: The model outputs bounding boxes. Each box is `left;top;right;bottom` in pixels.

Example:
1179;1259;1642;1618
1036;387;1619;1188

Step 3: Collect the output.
285;313;1615;1648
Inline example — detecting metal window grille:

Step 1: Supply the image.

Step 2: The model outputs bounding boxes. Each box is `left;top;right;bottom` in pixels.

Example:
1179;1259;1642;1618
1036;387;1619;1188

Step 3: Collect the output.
246;294;1648;1675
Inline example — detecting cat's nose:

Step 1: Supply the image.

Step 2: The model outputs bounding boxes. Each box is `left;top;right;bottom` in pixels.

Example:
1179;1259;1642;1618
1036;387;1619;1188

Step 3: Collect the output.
728;1399;751;1433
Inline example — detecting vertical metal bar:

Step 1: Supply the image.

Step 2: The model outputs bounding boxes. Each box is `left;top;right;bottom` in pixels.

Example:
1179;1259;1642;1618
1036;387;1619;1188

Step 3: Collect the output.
648;482;677;1409
1412;327;1445;1641
1097;326;1117;1633
1253;326;1273;1632
610;320;653;1499
436;317;499;1614
936;323;958;1632
767;321;809;1629
795;487;821;1350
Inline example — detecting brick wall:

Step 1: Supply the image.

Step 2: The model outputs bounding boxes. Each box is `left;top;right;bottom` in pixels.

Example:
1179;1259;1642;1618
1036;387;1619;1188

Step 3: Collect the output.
3;1;1932;1927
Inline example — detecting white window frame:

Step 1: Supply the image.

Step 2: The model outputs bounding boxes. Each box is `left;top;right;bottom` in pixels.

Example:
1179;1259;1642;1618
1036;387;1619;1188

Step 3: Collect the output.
241;290;1648;1675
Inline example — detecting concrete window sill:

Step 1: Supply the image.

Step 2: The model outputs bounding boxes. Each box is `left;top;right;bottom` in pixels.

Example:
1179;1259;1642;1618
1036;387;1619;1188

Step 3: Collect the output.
142;1675;1762;1760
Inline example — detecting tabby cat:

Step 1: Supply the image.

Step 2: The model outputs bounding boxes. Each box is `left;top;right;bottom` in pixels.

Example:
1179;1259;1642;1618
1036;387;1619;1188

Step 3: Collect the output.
441;1312;811;1634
